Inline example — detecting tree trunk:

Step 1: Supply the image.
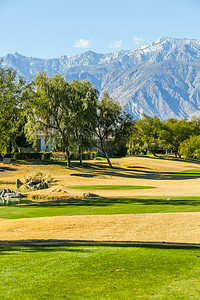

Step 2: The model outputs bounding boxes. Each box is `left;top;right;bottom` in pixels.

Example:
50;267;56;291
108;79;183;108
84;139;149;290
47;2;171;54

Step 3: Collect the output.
65;148;71;167
178;152;181;159
128;144;131;156
7;141;12;154
79;145;83;166
174;151;178;158
99;139;113;168
104;150;113;168
62;134;71;167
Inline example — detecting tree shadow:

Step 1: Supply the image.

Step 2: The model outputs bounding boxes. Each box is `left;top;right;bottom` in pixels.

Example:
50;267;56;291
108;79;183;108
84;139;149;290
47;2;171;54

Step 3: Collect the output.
6;158;200;181
0;239;199;252
9;196;200;208
127;166;153;170
0;244;91;254
0;166;17;173
132;155;200;165
70;162;200;181
3;158;200;182
71;174;97;178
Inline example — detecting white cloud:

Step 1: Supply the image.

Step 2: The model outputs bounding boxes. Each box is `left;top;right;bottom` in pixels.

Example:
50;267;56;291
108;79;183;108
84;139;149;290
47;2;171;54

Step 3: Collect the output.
73;39;93;48
133;37;145;45
109;40;123;49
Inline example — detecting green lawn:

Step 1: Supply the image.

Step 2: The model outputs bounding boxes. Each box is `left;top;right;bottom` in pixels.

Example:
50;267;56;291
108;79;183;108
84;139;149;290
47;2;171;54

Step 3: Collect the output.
176;169;200;176
0;244;199;299
68;185;155;190
180;169;200;173
0;196;199;219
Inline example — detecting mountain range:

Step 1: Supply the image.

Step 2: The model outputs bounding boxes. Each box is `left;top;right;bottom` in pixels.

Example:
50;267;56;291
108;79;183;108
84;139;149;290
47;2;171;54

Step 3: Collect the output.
2;37;200;120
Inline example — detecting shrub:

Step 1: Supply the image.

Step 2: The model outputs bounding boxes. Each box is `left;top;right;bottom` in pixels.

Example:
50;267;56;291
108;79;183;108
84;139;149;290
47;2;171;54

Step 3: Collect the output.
82;151;96;160
24;170;54;184
82;151;91;160
41;152;52;160
70;153;79;160
13;152;52;160
3;153;12;158
14;152;42;160
51;152;66;160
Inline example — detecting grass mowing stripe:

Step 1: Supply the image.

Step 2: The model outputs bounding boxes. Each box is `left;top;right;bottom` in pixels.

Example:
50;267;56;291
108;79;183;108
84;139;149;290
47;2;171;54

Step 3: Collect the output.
0;196;199;219
0;245;199;299
68;185;155;190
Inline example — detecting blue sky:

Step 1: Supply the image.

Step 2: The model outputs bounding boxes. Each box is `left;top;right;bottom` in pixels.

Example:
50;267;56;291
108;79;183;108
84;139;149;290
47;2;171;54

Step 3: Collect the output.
0;0;200;58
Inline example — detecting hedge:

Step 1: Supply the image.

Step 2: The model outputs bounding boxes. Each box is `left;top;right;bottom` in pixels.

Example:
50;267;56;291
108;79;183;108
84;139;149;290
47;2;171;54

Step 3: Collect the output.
13;152;52;160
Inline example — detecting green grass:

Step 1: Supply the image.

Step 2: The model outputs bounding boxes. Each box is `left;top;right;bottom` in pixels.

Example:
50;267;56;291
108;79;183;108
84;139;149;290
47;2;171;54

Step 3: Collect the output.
95;156;106;160
0;244;199;299
0;196;199;219
179;169;200;174
68;185;155;190
175;169;200;176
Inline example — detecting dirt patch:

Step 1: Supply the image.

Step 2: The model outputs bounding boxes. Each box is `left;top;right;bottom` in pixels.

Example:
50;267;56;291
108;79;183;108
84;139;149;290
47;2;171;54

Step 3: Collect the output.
0;212;199;244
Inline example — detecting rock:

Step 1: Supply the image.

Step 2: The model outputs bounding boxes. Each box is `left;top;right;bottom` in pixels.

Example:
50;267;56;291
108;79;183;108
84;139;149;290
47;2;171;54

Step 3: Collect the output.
0;188;22;201
4;191;22;200
25;178;48;190
0;189;11;197
16;179;23;189
41;182;48;189
0;197;5;204
13;190;22;197
83;192;99;198
0;189;5;197
32;185;39;191
25;182;34;188
31;178;42;184
36;182;48;190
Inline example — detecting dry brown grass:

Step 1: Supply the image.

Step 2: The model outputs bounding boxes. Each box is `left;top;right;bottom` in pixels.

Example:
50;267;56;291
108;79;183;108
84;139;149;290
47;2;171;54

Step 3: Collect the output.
24;170;54;184
0;156;200;198
0;157;200;244
0;212;199;244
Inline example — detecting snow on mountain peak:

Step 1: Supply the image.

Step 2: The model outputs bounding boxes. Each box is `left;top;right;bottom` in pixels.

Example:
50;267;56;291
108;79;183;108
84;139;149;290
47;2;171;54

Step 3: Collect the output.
2;37;200;119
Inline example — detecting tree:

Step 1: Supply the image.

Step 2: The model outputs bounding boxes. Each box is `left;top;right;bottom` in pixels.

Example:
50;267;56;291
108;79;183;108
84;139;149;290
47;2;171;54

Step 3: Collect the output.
133;115;164;156
189;116;200;136
69;80;98;166
25;73;98;167
91;91;123;168
179;135;200;159
25;73;71;165
112;111;132;157
164;118;193;158
0;63;27;154
6;116;31;153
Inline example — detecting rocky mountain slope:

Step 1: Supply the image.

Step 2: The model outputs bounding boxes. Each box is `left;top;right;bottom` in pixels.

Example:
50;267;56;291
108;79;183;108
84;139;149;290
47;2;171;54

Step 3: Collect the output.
2;37;200;119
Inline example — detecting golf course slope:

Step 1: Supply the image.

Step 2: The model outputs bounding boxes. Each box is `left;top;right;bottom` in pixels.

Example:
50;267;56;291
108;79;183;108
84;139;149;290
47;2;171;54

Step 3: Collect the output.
0;212;199;245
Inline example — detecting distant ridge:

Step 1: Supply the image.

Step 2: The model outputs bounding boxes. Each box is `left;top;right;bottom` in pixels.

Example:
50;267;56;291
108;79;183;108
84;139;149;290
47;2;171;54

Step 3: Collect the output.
2;37;200;119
